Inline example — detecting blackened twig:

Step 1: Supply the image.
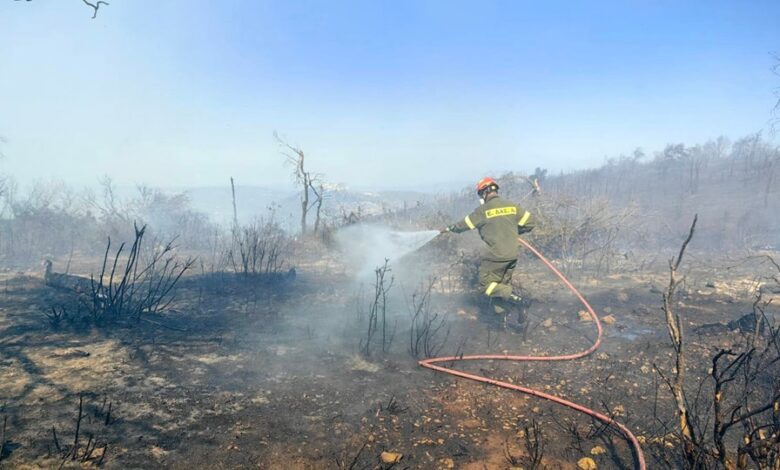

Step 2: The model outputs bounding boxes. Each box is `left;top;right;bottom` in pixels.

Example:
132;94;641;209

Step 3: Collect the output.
105;402;112;426
0;415;7;462
72;394;83;460
52;426;61;452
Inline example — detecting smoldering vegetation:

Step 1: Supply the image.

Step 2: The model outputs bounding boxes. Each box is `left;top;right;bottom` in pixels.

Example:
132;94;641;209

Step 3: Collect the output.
0;132;779;469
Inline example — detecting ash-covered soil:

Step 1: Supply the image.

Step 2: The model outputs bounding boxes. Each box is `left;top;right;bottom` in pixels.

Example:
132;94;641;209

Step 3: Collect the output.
0;248;777;469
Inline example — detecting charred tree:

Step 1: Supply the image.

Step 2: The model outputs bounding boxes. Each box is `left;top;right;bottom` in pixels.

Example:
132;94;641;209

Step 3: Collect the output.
658;214;699;466
274;132;320;235
309;181;325;234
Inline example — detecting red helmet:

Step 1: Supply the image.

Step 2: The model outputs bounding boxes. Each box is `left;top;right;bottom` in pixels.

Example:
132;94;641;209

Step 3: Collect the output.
475;177;499;194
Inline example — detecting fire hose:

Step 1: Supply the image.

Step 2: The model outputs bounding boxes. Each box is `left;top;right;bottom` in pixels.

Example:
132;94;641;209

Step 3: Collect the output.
418;238;647;469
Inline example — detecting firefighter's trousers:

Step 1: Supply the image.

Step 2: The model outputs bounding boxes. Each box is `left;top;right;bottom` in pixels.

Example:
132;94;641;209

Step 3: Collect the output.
478;258;517;314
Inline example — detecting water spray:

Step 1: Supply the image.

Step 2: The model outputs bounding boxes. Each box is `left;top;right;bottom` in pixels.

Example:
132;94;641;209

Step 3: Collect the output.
334;224;440;277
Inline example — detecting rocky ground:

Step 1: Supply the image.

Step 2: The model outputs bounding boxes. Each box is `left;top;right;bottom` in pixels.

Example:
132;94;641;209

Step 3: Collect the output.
0;245;778;469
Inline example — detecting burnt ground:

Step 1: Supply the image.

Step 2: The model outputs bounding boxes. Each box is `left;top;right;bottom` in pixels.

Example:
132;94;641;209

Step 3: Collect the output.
0;246;778;469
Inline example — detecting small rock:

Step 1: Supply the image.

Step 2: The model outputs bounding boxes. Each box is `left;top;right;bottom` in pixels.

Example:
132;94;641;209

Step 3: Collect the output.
590;445;606;455
380;451;403;464
578;310;593;322
542;318;553;328
440;457;455;469
578;457;597;469
601;314;616;325
603;306;612;313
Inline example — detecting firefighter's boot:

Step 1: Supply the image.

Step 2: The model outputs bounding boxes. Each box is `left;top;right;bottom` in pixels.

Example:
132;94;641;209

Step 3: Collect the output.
509;294;533;325
478;297;509;329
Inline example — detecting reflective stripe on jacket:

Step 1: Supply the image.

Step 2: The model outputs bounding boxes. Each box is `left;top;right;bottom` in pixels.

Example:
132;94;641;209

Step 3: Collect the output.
450;196;534;261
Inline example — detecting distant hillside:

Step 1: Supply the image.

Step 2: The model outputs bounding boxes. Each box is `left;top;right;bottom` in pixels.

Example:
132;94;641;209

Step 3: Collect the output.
185;133;779;252
184;184;431;230
364;133;779;261
540;135;780;250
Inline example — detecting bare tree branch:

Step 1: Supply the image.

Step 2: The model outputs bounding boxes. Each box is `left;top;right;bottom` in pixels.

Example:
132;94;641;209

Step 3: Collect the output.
82;0;108;19
661;214;698;465
16;0;109;19
273;131;326;235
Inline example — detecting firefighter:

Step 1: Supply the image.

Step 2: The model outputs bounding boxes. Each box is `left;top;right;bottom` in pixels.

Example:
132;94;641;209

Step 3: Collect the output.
441;177;534;323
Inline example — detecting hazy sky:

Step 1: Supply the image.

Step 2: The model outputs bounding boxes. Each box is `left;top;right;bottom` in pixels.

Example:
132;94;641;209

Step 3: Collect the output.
1;0;778;191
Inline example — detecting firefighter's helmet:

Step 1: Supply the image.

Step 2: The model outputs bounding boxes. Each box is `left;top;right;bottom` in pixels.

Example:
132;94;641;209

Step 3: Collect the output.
476;177;499;196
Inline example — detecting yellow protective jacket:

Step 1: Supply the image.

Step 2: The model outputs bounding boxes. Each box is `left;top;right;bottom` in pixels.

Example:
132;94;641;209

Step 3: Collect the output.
449;196;534;261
